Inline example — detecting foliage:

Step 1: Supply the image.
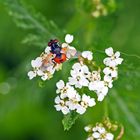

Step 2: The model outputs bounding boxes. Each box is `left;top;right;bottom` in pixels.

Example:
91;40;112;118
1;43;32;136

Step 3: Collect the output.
0;0;140;140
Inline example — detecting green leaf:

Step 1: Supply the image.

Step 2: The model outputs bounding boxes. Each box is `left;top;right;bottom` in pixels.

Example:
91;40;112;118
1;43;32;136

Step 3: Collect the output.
3;0;63;47
62;111;79;131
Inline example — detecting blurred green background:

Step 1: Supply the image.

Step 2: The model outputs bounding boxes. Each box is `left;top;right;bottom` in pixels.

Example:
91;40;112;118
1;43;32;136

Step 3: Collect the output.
0;0;140;140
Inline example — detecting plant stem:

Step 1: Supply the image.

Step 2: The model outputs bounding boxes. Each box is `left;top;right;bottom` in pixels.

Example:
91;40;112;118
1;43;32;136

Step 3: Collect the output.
104;98;109;117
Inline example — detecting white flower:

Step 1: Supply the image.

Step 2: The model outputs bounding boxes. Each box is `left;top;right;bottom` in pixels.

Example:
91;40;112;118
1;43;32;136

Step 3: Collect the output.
65;46;77;59
92;125;114;140
27;71;36;80
65;34;74;44
31;57;42;68
82;94;96;107
92;131;100;139
76;104;86;114
104;75;113;88
66;93;81;110
68;63;90;88
89;81;108;101
54;96;70;115
103;67;118;78
88;71;101;82
56;80;77;99
76;94;96;114
104;47;123;67
82;51;93;60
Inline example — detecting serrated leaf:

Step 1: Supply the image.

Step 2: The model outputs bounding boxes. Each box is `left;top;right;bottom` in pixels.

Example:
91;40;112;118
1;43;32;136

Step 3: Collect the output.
3;0;63;47
62;111;79;131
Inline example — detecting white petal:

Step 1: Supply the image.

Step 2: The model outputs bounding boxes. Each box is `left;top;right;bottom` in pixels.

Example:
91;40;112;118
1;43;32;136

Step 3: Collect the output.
56;80;65;89
106;133;114;140
62;43;68;48
92;132;100;138
111;70;118;78
89;82;96;91
98;127;105;134
82;94;88;102
88;98;96;107
103;58;111;66
105;47;114;56
115;58;123;65
65;34;74;44
41;74;48;81
66;46;77;58
62;106;70;115
68;77;77;85
55;96;61;104
31;57;42;68
115;51;120;58
102;86;109;95
27;71;36;79
79;77;89;87
82;65;89;73
82;51;93;60
60;93;67;99
36;69;44;76
67;101;76;110
54;105;62;111
103;67;111;75
45;46;51;54
97;94;105;101
72;63;81;70
76;105;86;114
104;75;112;82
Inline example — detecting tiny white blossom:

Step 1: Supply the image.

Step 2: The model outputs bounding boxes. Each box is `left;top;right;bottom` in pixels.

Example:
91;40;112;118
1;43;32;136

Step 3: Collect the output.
104;47;123;67
92;125;114;140
104;75;113;88
68;63;90;88
103;67;118;78
65;34;74;44
82;51;93;60
66;93;81;110
56;80;77;99
89;81;108;101
76;94;96;114
76;104;86;114
88;71;101;82
66;46;77;59
54;96;70;115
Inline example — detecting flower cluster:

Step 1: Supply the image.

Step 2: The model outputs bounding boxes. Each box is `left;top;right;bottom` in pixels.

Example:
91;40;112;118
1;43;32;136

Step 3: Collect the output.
85;124;114;140
27;34;77;81
54;47;123;115
54;80;96;115
92;0;108;18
